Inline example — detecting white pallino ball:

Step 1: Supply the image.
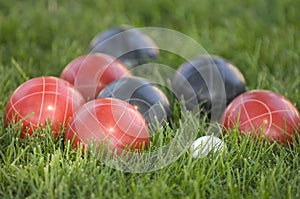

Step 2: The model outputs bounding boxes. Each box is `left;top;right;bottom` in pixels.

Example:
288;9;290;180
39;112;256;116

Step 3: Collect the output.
190;135;225;159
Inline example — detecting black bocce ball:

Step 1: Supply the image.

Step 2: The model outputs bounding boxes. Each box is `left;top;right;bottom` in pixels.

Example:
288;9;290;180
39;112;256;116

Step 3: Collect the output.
89;26;159;67
172;55;246;115
97;76;172;126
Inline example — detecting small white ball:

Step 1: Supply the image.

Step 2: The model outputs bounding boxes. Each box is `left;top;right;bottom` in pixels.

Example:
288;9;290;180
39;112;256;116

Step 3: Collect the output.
190;135;225;159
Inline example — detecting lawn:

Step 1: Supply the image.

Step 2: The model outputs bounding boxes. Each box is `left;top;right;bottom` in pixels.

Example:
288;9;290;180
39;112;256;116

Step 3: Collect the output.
0;0;300;198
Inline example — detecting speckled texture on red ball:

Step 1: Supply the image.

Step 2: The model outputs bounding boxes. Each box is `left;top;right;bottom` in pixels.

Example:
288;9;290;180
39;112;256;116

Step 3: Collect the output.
5;76;85;138
64;98;150;155
221;90;300;144
60;53;131;101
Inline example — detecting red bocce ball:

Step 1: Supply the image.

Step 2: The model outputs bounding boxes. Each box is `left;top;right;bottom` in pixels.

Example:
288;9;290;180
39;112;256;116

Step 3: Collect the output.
64;98;150;155
221;90;300;144
60;53;131;101
5;76;85;139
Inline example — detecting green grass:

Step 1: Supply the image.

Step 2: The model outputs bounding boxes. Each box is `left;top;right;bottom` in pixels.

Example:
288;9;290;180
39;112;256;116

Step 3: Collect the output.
1;0;300;198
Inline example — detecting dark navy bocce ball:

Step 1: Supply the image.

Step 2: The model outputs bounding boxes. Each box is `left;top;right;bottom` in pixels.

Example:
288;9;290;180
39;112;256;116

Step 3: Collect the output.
97;76;172;127
89;26;159;67
172;55;246;116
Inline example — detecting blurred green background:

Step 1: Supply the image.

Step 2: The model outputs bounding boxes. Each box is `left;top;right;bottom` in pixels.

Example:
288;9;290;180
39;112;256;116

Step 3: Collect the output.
1;0;299;92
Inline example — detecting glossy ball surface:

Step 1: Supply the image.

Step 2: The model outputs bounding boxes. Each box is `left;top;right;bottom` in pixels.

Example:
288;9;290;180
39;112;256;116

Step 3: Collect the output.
97;76;172;126
172;55;246;112
221;90;300;144
5;76;85;138
64;98;150;155
89;26;159;67
61;53;131;101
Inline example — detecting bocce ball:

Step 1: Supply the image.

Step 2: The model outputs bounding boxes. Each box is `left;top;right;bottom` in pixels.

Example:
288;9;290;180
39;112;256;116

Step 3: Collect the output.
60;53;131;101
97;76;172;126
221;90;300;144
172;55;246;113
5;76;85;138
89;26;159;67
64;98;150;155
